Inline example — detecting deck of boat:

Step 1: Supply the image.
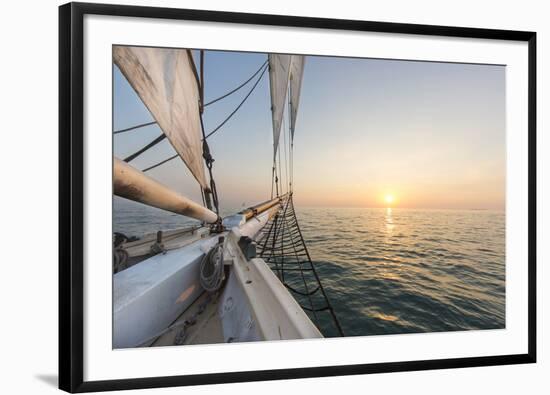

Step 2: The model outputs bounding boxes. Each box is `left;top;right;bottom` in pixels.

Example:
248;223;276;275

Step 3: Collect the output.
150;291;225;346
115;200;324;348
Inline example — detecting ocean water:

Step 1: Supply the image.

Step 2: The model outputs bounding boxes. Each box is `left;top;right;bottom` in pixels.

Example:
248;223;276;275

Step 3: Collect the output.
114;198;505;337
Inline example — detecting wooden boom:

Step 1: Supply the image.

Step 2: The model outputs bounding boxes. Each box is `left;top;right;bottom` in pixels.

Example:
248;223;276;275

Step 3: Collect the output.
239;193;288;220
113;157;219;224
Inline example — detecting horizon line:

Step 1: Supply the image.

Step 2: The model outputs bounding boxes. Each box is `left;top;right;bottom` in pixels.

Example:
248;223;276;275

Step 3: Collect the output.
290;205;505;211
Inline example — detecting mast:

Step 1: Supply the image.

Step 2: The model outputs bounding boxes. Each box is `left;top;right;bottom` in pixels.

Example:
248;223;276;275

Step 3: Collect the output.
198;49;215;212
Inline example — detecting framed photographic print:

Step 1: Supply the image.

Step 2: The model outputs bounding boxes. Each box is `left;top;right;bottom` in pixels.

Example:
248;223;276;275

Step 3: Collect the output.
59;2;536;392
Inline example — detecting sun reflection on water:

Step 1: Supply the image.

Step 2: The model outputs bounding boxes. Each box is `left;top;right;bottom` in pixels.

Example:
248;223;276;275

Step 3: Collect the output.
385;207;395;234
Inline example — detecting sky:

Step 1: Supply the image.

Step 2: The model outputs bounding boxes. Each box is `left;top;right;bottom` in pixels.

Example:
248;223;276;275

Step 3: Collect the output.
114;49;505;210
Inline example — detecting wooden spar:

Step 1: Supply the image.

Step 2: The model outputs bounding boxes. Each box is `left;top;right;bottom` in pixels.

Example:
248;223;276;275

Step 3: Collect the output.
114;157;219;224
239;193;288;220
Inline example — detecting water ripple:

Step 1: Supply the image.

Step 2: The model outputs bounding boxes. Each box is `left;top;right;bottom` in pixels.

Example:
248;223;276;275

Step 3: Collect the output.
296;207;505;337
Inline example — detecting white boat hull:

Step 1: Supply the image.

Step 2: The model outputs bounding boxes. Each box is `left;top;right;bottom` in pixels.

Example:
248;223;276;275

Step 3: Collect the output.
113;203;321;348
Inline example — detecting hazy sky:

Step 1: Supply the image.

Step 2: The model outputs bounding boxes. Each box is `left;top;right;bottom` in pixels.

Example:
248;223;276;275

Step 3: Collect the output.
114;50;505;210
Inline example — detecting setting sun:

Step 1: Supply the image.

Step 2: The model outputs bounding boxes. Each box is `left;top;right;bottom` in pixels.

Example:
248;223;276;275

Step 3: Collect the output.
384;194;395;205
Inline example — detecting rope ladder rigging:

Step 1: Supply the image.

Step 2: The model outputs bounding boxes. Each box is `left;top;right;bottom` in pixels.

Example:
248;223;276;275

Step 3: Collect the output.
257;194;344;337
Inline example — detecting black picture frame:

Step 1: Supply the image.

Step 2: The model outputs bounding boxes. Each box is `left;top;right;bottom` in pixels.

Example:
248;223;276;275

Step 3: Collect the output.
59;2;537;392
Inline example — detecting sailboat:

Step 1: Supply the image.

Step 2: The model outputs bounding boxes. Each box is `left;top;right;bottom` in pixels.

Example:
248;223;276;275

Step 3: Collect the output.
112;46;343;348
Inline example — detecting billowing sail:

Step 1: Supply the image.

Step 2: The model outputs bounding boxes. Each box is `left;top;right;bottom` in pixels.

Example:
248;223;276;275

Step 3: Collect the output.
268;54;291;160
113;46;208;189
289;56;305;142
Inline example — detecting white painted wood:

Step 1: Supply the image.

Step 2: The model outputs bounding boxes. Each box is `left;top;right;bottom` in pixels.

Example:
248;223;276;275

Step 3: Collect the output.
122;227;209;258
219;228;322;341
113;235;219;348
113;206;280;347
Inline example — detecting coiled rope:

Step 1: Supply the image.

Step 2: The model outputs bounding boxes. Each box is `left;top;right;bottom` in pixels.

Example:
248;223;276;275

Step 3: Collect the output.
199;239;225;292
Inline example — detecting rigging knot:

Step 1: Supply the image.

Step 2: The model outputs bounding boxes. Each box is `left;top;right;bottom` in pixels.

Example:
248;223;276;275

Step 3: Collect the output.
202;140;214;166
210;217;224;234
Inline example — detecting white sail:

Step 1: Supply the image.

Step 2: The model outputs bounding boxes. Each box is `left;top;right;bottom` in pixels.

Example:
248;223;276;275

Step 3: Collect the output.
289;56;305;141
113;46;208;189
268;54;291;159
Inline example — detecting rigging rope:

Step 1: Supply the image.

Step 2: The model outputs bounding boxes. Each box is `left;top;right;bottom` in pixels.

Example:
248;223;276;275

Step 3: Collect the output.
114;120;157;134
288;91;294;193
203;60;268;107
204;63;268;140
122;62;269;173
290;142;294;192
123;133;166;163
271;165;276;200
278;143;283;196
142;153;178;172
283;110;289;195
